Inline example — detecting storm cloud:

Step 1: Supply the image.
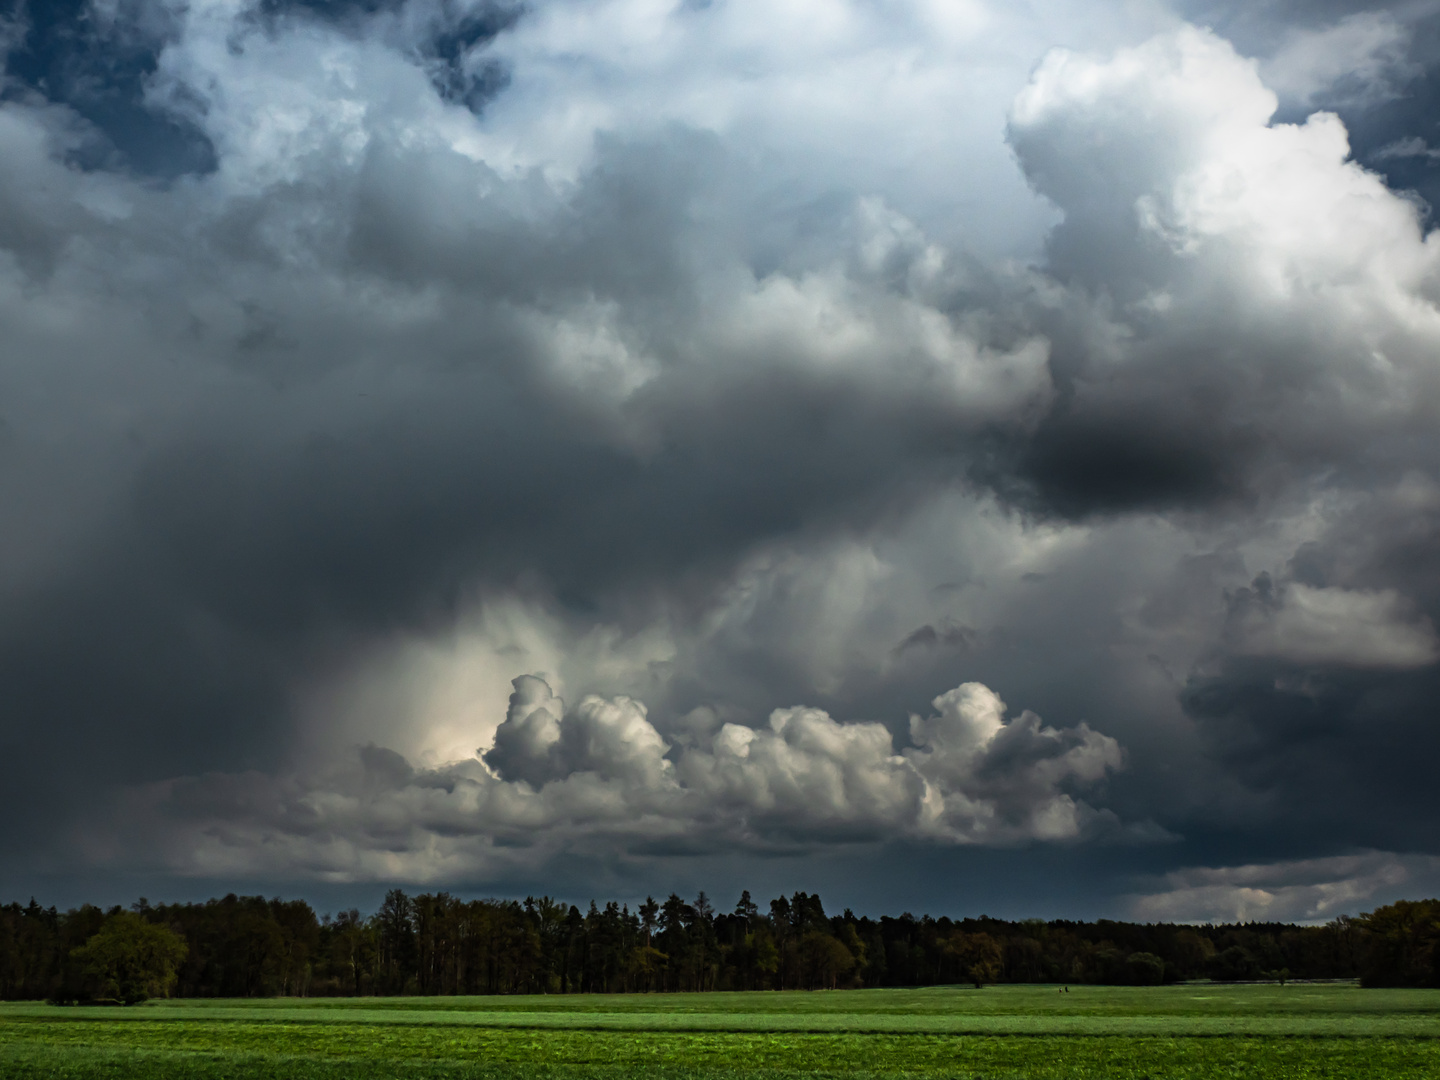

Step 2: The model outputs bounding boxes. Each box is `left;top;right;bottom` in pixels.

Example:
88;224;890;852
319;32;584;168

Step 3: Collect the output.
3;0;1440;918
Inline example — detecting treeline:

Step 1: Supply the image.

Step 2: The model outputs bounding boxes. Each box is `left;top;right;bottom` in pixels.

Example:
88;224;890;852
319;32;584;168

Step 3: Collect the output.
2;889;1436;1000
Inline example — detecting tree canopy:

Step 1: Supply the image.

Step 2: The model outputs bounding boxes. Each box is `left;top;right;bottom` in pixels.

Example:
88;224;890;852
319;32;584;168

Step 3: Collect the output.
1;891;1432;1000
65;910;188;1003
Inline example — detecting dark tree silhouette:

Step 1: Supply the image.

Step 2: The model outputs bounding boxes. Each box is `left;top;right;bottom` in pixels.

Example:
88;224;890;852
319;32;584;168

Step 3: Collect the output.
4;890;1432;1000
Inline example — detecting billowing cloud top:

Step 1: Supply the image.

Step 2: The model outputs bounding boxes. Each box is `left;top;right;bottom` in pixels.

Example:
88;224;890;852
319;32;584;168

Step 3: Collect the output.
5;0;1440;919
136;675;1123;882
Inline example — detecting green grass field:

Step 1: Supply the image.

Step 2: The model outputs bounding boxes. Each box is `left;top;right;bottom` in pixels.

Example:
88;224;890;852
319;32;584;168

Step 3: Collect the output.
3;984;1437;1078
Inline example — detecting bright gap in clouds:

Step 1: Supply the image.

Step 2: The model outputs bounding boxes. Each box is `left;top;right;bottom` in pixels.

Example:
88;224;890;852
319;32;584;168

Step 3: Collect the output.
2;0;1440;921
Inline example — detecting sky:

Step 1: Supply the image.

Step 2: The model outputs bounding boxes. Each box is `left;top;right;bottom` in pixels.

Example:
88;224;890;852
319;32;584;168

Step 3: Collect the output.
3;0;1440;925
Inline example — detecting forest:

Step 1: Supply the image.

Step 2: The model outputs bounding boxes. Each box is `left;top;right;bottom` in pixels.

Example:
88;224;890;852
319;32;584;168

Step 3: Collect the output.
1;889;1436;1001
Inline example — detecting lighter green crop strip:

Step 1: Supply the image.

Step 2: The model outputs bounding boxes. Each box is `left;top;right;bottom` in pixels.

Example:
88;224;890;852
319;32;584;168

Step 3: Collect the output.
13;981;1436;1015
5;1006;1440;1036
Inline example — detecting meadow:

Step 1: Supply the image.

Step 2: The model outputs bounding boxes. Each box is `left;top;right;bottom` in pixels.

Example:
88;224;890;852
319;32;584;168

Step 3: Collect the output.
2;983;1438;1079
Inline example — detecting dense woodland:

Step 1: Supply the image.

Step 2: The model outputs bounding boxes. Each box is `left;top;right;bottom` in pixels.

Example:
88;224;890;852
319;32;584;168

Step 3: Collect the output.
1;889;1436;1001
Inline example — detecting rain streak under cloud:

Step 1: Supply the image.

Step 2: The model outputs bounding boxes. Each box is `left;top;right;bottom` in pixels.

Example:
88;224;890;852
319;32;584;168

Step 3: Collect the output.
4;0;1440;923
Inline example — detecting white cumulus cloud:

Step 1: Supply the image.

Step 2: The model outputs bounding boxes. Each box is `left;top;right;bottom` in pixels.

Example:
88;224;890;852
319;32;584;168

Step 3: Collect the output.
119;676;1130;881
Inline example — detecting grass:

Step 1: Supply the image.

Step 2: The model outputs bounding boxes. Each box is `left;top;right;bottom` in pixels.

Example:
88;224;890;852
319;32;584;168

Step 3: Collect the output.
2;983;1438;1078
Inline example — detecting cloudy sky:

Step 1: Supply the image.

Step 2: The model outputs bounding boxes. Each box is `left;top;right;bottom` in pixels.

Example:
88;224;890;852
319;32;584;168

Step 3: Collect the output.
3;0;1440;924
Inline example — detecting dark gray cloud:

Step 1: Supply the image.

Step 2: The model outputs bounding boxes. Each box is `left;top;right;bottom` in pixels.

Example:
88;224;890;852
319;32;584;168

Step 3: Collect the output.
2;0;1440;921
